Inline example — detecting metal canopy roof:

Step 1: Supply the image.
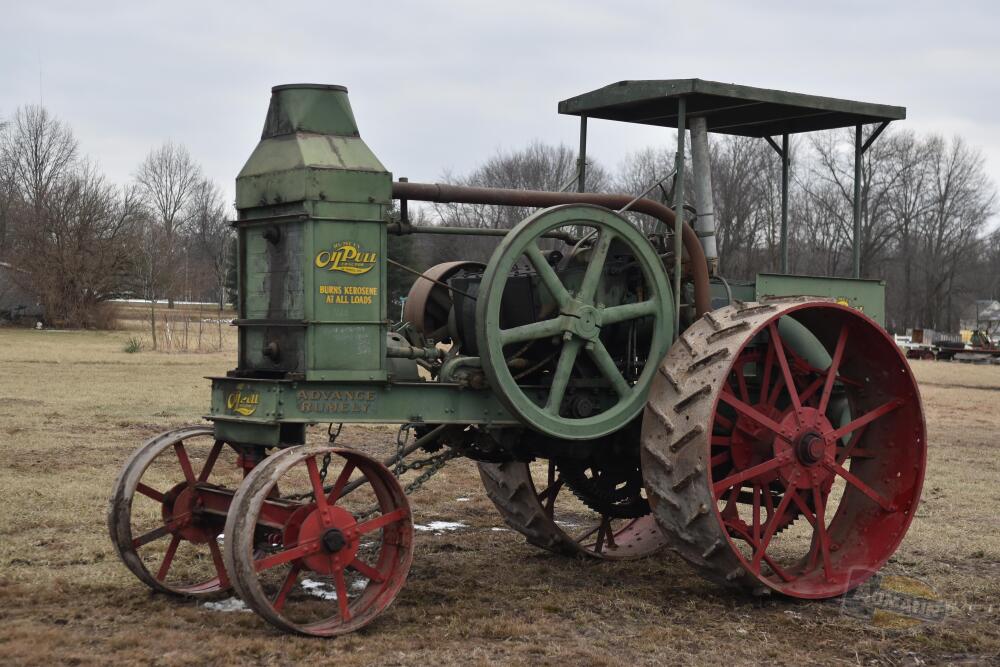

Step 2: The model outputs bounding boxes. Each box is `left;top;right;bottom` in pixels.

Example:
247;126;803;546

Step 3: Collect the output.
558;79;905;137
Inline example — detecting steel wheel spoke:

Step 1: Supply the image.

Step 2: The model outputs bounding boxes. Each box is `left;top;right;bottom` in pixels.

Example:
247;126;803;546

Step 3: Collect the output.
174;442;196;485
759;342;776;404
601;299;657;326
255;540;321;571
836;423;869;464
355;507;409;536
825;461;894;511
545;338;582;413
132;513;190;548
136;482;164;502
586;341;630;397
499;317;564;346
819;324;849;414
768;322;802;414
752;485;762;547
334;568;351;621
525;243;571;308
710;451;730;467
306;457;329;511
207;537;230;587
735;365;750;402
719;390;786;437
156;535;181;581
272;564;301;611
198;440;224;482
811;485;834;581
798;376;824;406
752;488;795;569
712;457;784;498
327;462;357;505
828;399;903;441
349;558;384;583
788;490;817;527
577;229;615;304
575;523;601;543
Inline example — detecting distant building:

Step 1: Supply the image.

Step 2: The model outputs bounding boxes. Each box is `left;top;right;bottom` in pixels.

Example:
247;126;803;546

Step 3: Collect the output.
960;300;1000;334
0;261;43;322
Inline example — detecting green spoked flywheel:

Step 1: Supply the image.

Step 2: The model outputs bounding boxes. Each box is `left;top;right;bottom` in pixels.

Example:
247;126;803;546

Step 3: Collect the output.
476;204;673;440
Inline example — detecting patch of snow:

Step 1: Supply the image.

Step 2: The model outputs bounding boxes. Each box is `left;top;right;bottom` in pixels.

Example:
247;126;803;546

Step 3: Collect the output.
414;521;467;532
203;597;251;613
490;527;510;532
455;497;471;502
301;578;339;601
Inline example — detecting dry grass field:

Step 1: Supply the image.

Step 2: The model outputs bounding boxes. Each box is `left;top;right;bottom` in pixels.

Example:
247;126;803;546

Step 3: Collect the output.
0;327;998;666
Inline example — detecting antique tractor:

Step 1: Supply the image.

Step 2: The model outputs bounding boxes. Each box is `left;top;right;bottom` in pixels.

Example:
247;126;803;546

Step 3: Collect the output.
108;81;925;636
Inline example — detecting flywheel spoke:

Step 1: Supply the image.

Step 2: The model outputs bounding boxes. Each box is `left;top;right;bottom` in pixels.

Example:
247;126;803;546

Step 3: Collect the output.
525;243;572;308
499;317;564;346
600;299;657;326
586;341;630;397
545;338;582;413
306;457;329;512
577;229;616;304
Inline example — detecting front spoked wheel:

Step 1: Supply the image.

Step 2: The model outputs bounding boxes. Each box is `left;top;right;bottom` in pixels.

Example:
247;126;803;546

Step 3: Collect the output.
223;446;413;637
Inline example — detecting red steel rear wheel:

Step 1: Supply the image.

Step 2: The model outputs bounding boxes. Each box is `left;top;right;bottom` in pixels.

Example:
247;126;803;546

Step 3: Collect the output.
641;300;926;598
223;446;413;636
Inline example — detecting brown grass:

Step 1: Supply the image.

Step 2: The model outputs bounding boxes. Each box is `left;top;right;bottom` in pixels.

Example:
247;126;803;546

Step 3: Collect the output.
0;330;998;666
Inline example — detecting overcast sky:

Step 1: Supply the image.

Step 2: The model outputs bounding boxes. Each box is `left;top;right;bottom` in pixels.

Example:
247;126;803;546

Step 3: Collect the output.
2;1;998;219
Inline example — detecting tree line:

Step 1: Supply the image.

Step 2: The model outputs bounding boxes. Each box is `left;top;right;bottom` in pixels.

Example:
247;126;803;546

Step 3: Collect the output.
0;105;232;330
394;131;998;334
2;104;996;336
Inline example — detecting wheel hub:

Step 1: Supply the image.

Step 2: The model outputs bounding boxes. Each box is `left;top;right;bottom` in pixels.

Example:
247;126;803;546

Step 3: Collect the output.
321;528;347;553
293;505;360;574
163;482;219;544
568;303;602;340
773;407;836;489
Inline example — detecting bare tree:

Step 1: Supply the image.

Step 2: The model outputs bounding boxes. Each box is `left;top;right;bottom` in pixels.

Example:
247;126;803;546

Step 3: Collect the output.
434;142;609;230
8;161;141;326
916;135;996;329
187;178;233;346
0;106;78;211
135;141;202;307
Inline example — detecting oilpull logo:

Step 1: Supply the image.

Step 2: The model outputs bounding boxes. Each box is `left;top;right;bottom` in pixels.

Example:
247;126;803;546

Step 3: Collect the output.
226;387;260;416
315;241;377;275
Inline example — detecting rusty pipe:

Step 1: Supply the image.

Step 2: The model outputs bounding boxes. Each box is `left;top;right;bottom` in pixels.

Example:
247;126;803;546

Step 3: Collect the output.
390;181;711;317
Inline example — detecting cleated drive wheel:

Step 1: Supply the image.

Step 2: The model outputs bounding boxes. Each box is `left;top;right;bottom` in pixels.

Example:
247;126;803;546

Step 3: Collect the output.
641;300;926;598
478;458;666;560
223;446;413;637
108;425;243;596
